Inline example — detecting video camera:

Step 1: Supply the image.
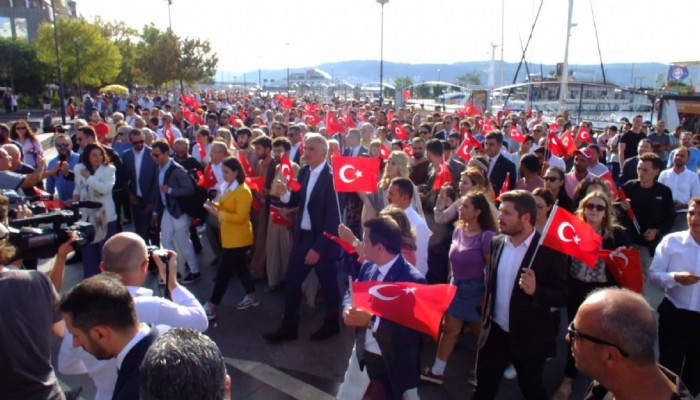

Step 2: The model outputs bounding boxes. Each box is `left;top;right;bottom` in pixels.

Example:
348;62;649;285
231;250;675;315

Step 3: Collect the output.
4;190;55;218
6;200;101;259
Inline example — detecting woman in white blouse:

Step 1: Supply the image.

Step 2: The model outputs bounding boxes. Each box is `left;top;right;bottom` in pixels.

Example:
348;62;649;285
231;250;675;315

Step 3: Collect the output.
72;143;117;278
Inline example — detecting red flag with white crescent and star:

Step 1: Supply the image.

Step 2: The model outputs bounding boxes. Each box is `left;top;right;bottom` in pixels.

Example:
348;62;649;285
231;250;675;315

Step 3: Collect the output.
394;124;409;140
597;171;618;200
323;231;356;254
196;165;217;189
461;128;482;149
238;152;255;178
541;206;603;268
575;127;594;144
455;138;472;162
599;248;643;293
351;281;457;340
344;114;357;129
163;125;174;147
325;111;346;134
498;172;511;200
279;155;301;191
510;125;525;144
402;144;413;158
332;155;380;193
432;159;454;190
270;206;293;227
379;143;391;160
559;131;579;158
547;132;566;157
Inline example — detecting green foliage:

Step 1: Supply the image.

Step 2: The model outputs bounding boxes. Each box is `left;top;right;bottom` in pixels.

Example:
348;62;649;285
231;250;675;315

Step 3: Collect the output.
394;76;413;89
35;18;121;89
415;82;431;98
94;17;140;88
0;38;45;95
135;24;218;89
456;71;482;87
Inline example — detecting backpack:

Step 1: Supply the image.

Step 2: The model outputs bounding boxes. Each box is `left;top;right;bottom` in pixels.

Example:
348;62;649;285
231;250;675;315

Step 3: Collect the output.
164;162;208;219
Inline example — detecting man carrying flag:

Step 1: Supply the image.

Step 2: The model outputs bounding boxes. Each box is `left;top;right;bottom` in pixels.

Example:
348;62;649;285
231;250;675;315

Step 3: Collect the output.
156;113;182;147
343;216;426;400
474;190;567;400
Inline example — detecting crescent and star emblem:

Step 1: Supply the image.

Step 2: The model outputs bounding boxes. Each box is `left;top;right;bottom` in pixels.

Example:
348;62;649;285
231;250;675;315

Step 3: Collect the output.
368;284;416;301
609;251;629;275
557;222;581;244
280;164;291;178
339;165;362;183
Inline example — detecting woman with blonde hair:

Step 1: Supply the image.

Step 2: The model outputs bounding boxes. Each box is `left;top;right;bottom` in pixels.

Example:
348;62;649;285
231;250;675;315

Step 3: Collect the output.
434;167;498;223
358;150;423;222
553;190;630;400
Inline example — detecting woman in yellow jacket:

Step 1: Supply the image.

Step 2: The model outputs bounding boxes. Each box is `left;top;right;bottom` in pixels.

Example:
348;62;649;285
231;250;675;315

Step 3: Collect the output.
203;156;259;320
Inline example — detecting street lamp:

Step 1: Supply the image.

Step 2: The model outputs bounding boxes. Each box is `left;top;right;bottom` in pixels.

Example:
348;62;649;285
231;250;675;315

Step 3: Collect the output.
437;68;441;82
49;0;66;124
377;0;388;106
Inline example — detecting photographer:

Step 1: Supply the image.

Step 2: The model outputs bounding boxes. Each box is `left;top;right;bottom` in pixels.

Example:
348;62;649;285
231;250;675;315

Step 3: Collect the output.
0;223;69;400
72;143;117;278
0;146;47;191
58;232;207;400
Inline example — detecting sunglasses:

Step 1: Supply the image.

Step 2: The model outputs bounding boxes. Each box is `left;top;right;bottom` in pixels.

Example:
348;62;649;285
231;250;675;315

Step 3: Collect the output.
16;126;27;130
567;322;629;357
543;176;559;182
132;140;145;145
55;143;70;148
585;203;606;212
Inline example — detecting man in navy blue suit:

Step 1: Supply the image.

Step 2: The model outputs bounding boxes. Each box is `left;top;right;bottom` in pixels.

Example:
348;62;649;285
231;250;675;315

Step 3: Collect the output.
263;133;343;342
343;217;426;400
122;129;159;245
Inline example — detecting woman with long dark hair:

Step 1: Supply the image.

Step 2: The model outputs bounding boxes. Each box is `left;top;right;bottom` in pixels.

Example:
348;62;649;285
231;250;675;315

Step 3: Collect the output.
543;166;574;212
203;156;259;319
72;143;117;278
10;119;44;168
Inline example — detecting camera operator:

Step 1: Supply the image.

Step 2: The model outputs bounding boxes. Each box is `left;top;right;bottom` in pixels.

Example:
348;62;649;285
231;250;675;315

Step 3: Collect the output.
58;232;207;400
0;222;75;400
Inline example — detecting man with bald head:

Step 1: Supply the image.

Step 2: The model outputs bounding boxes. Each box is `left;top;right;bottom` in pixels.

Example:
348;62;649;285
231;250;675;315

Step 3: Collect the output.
570;288;692;399
57;232;207;400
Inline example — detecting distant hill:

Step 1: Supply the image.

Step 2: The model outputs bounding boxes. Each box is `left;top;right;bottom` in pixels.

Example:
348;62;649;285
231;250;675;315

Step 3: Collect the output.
222;61;668;89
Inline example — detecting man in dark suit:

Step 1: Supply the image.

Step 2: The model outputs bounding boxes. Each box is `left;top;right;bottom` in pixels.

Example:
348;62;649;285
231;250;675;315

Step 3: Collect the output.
484;131;517;195
264;133;343;342
343;217;426;399
122;129;159;245
59;274;161;400
150;140;200;284
473;190;567;400
343;129;369;157
288;125;303;165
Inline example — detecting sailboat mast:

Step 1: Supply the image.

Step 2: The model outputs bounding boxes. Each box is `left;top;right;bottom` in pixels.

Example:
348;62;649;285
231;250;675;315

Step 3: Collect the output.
559;0;574;113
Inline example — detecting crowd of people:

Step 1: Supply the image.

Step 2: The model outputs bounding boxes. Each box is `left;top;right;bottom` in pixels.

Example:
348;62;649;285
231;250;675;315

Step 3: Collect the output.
0;89;699;400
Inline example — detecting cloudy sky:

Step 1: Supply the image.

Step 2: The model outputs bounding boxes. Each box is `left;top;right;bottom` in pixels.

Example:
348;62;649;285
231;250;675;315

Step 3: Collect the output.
77;0;699;74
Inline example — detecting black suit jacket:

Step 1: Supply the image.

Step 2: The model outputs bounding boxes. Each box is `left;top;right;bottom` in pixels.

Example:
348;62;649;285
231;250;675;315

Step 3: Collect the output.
343;256;426;398
284;162;341;258
480;232;567;358
122;147;158;207
488;154;517;194
112;327;159;400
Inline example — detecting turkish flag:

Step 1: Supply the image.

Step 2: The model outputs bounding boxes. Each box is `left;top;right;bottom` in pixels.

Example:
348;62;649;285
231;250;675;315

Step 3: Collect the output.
238;152;255;178
32;187;63;210
482;118;494;135
455;138;473;162
599;249;643;293
196;165;217;189
379;143;391;160
304;103;316;114
597;171;618;199
344;114;357;129
394;124;409;140
279;155;301;191
181;95;200;109
196;139;207;160
351;281;457;340
403;144;413;158
332;155;380;193
279;95;294;109
163;125;174;147
461;128;482;148
304;113;322;127
575;128;594;144
387;110;395;123
325;111;345;134
323;231;356;254
432;159;454;190
559;131;579;158
547;133;566;157
617;188;641;234
498;172;511;199
245;177;265;192
542;206;603;268
270;206;293;227
510;126;525;144
549;122;561;133
403;89;410;100
457;102;480;117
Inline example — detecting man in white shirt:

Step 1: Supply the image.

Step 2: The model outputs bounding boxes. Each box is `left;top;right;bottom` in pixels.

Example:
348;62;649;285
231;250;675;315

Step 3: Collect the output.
58;233;207;400
59;274;165;400
649;197;700;397
658;147;700;233
387;177;430;276
155;113;182;145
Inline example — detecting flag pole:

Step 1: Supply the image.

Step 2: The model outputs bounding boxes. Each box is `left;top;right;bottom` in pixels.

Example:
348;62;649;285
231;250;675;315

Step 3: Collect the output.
330;156;343;223
526;201;559;269
348;276;355;308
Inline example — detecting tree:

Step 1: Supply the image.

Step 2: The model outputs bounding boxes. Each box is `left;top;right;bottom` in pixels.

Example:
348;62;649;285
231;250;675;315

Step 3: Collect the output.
34;18;121;93
456;71;482;87
394;76;413;89
0;38;46;95
135;25;218;90
94;17;140;89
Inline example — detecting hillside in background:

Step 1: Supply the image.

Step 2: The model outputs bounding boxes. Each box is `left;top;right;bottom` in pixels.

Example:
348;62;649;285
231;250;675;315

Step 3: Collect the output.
220;61;668;89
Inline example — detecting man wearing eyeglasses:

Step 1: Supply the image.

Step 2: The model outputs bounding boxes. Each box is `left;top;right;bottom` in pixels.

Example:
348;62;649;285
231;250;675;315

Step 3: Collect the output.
46;134;80;206
571;288;692;399
123;129;159;246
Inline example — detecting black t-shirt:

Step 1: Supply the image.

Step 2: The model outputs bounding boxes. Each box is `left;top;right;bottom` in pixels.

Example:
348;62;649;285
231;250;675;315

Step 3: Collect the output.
620;131;645;160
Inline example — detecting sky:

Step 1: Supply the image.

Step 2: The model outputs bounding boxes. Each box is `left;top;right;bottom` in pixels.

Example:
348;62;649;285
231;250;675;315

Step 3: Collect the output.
77;0;700;76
